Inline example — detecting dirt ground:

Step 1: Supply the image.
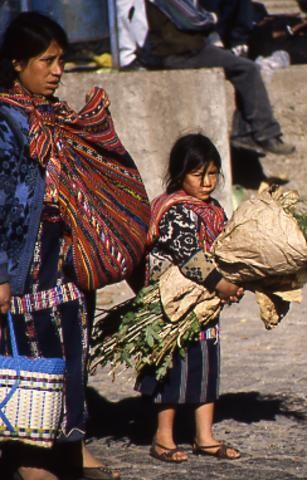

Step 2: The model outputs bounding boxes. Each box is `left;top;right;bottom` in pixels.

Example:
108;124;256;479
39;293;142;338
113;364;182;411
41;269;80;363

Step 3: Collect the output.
88;287;306;480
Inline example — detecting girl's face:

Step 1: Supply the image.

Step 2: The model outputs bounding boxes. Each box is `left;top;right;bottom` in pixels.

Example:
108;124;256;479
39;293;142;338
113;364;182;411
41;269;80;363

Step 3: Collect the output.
13;40;65;97
182;161;219;201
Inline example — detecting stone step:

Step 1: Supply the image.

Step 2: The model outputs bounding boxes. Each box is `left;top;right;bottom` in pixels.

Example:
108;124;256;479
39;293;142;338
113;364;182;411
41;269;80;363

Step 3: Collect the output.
58;68;233;215
260;0;303;15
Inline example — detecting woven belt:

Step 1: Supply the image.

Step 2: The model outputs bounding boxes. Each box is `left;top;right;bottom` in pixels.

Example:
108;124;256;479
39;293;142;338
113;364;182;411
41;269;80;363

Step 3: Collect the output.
199;325;219;342
10;282;82;315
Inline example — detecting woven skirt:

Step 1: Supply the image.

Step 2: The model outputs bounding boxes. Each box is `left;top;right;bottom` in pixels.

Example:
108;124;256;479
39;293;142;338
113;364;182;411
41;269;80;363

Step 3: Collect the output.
0;207;91;443
136;327;220;405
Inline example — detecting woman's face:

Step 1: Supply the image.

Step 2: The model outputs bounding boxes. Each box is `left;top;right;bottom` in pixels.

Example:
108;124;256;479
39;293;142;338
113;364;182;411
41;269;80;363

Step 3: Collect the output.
13;40;65;97
182;161;219;200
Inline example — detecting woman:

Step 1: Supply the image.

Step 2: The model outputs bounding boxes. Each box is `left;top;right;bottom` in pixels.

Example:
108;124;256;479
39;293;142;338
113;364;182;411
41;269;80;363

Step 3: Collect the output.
0;11;149;480
136;134;244;462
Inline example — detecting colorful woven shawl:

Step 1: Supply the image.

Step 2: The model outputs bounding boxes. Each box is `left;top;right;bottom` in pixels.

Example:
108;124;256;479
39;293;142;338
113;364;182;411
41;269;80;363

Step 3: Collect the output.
0;84;150;290
148;190;226;251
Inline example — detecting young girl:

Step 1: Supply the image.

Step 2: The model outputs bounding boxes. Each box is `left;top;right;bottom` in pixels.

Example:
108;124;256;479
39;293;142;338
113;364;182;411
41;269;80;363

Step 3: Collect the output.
136;133;244;462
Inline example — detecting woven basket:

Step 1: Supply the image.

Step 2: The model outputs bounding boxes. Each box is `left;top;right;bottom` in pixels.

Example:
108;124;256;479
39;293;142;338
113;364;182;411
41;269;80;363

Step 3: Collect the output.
0;312;65;448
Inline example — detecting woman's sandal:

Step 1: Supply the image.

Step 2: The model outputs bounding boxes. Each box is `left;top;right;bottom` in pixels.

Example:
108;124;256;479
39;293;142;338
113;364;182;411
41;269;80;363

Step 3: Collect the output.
193;441;241;460
82;466;121;480
150;441;188;463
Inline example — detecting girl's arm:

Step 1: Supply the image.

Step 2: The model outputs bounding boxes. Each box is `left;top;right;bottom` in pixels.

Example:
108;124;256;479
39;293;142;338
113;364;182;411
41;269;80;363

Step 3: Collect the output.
157;204;243;301
157;204;219;283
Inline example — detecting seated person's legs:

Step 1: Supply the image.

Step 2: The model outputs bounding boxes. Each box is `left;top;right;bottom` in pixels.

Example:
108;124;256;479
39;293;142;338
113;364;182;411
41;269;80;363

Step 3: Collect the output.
163;43;293;155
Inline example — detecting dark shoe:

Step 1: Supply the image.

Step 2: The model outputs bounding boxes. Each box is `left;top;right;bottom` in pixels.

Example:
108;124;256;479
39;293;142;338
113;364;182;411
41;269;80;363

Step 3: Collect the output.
193;440;241;460
231;135;265;156
257;136;295;155
120;58;146;71
80;466;120;480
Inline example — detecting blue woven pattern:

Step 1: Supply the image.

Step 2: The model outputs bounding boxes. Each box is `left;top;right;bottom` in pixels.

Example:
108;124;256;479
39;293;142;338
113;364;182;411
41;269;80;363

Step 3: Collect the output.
0;313;65;447
0;355;65;374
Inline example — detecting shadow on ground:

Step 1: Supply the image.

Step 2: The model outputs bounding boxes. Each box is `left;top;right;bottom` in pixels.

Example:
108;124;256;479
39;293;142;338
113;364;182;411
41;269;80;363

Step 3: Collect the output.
231;147;289;189
86;388;304;445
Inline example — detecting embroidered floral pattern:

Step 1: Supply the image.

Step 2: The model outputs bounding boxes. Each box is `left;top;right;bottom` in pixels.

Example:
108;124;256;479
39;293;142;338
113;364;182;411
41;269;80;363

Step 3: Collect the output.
150;204;211;283
0;107;37;272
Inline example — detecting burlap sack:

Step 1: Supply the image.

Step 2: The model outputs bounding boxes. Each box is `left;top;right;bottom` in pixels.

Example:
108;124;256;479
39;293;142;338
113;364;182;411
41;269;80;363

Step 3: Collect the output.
159;265;221;324
212;189;307;283
255;290;290;329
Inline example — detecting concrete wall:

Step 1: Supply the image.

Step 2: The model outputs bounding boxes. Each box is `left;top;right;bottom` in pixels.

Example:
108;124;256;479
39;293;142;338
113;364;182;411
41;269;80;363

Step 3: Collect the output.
260;0;302;15
58;67;233;216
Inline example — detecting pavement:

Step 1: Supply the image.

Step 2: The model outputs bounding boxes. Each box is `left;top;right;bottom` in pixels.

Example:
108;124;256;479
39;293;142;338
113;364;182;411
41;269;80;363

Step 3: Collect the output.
87;286;307;480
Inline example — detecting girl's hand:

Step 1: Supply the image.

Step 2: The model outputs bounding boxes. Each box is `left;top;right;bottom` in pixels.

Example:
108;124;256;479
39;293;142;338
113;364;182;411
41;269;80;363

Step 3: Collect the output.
215;278;244;304
0;282;11;314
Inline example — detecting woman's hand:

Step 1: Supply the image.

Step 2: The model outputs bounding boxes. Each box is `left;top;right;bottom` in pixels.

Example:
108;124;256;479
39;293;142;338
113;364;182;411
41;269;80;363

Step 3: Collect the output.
215;278;244;304
0;282;11;314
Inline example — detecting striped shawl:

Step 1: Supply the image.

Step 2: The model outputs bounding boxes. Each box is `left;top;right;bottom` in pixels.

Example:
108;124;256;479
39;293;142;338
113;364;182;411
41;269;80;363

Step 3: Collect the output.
0;84;150;290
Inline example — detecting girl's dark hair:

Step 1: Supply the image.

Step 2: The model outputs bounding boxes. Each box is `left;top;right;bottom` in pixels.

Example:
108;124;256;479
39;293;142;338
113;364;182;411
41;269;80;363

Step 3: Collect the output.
0;11;68;88
165;133;222;193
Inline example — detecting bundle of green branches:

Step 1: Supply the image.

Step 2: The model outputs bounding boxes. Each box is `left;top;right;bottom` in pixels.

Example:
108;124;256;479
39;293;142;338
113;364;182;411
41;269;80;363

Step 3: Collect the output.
90;186;307;380
90;282;206;380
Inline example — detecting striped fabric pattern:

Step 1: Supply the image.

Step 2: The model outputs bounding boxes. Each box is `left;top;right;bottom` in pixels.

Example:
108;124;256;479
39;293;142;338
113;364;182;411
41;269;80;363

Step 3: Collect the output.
10;282;81;315
0;84;150;290
148;189;226;251
151;335;220;404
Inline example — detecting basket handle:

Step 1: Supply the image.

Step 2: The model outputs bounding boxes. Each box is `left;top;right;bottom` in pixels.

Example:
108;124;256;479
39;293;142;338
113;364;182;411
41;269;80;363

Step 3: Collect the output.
7;311;19;358
0;312;21;432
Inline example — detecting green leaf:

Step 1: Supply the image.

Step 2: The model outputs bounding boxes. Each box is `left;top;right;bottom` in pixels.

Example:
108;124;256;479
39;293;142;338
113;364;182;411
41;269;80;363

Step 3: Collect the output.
149;302;163;315
121;350;133;367
145;327;154;347
150;328;162;342
122;312;135;323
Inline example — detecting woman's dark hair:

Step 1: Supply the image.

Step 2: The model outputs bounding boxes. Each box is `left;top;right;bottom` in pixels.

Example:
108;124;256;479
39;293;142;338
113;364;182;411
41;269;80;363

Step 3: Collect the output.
0;11;68;88
165;133;222;193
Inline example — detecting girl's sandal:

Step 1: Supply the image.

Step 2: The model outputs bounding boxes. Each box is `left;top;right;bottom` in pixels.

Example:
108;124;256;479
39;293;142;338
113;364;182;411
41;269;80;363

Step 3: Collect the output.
193;441;241;460
150;441;188;463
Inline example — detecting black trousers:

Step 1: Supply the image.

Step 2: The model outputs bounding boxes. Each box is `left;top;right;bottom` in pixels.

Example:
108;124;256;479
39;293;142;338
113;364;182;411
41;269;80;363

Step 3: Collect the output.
163;42;281;142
